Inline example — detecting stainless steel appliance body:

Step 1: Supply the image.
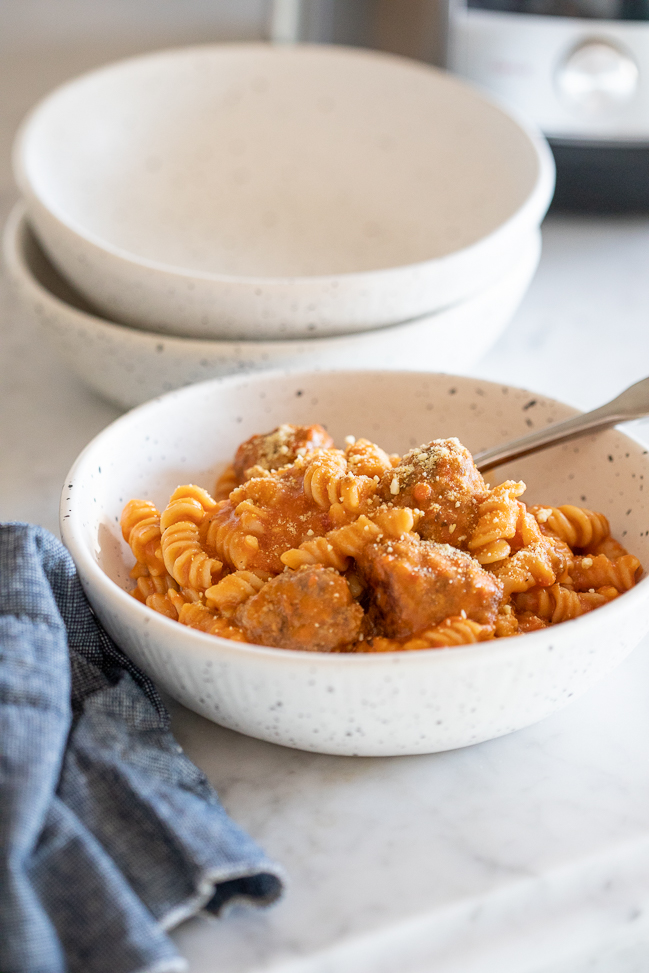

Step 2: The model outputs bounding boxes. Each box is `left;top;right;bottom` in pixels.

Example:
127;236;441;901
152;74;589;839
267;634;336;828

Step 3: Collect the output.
448;0;649;208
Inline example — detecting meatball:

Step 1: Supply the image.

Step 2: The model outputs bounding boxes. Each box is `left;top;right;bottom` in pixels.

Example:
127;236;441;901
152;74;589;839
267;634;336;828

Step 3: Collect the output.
235;564;363;652
357;534;502;638
234;424;334;481
206;465;333;574
379;438;487;548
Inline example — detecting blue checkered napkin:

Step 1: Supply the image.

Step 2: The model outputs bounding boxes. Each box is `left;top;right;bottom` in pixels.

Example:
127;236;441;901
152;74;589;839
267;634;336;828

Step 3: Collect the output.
0;524;284;973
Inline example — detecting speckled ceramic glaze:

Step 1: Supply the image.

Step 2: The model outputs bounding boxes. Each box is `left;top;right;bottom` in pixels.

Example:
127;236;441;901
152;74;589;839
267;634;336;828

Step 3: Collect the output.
60;370;649;756
14;44;554;340
4;205;541;409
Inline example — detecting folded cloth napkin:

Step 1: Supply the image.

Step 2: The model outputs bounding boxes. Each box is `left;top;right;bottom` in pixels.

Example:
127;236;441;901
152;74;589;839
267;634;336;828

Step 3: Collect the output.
0;524;284;973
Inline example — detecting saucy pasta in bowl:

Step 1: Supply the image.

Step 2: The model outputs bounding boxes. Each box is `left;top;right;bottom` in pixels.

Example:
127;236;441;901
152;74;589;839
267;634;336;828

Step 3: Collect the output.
61;370;649;755
121;427;641;653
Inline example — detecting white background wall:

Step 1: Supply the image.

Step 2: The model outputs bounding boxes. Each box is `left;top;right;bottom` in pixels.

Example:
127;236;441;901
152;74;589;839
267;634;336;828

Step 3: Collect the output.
0;0;270;196
0;0;445;198
0;0;268;51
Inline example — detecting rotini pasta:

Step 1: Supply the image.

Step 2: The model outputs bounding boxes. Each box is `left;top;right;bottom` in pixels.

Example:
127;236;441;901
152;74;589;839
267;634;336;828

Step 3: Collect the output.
302;449;376;513
121;499;166;577
569;553;641;591
468;480;525;564
122;425;642;653
205;570;266;614
514;583;619;623
280;507;419;571
161;521;222;590
531;504;610;551
179;602;247;641
344;437;393;479
360;617;493;652
495;541;556;597
214;464;238;500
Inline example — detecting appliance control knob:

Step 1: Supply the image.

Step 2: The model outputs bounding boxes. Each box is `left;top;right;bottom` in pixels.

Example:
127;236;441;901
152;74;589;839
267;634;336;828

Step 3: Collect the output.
556;40;639;112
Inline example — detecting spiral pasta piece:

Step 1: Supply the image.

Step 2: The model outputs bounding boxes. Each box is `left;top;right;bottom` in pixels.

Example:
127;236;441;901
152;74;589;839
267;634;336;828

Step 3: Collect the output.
514;583;619;623
146;592;179;620
569;553;641;592
169;483;218;512
121;498;157;542
517;506;545;547
345;438;393;479
592;536;629;560
129;571;181;618
281;536;351;572
532;504;610;551
469;480;526;564
494;608;519;638
232;498;266;536
215;464;239;500
516;612;549;633
178;602;247;641
160;484;218;533
409;617;494;648
495;542;556;597
120;499;165;576
361;616;493;652
132;572;177;600
129;560;150;580
545;535;575;583
160;497;205;531
280;507;420;571
303;450;374;512
205;571;266;614
167;588;189;615
161;520;222;589
204;509;267;572
373;506;421;537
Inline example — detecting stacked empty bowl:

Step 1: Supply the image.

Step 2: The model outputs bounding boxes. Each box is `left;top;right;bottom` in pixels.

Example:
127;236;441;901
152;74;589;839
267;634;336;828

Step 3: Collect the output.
6;43;554;409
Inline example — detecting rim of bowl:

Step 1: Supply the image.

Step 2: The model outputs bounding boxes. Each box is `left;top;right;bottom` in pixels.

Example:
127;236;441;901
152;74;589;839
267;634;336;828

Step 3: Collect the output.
60;368;649;669
14;43;555;288
4;203;542;350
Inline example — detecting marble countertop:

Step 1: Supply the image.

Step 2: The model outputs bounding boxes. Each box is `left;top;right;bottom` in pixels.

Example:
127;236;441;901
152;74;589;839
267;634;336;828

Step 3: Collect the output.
3;194;649;972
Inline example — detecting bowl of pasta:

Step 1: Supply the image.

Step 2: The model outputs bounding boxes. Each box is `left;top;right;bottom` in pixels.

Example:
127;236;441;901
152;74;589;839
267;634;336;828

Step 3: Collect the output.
60;370;649;756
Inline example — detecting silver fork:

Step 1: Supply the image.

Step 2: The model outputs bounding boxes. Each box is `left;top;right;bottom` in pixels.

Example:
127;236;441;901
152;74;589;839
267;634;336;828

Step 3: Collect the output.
474;375;649;472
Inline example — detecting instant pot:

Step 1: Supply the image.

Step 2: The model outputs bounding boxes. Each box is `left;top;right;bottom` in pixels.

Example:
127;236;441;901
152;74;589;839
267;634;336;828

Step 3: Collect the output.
447;0;649;209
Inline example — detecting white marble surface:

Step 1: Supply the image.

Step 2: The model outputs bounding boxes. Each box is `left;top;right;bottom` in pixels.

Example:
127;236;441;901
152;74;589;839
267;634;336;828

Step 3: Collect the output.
3;192;649;972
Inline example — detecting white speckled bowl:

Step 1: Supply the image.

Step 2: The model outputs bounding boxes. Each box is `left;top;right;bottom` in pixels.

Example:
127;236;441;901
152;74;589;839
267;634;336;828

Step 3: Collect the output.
4;204;540;409
60;370;649;756
14;43;554;340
